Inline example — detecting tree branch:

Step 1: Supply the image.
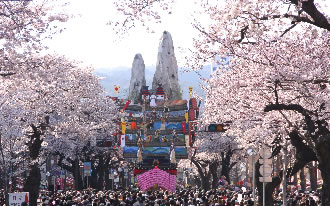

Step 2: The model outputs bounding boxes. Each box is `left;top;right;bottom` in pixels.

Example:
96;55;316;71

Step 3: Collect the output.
238;25;249;43
280;23;298;37
289;0;330;30
0;72;16;77
264;103;316;133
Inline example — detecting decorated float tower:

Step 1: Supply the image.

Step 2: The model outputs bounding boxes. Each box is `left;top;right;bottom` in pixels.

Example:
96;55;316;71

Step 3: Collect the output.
119;85;199;192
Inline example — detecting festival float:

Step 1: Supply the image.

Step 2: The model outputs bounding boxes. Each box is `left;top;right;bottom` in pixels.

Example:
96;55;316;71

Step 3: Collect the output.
118;85;199;192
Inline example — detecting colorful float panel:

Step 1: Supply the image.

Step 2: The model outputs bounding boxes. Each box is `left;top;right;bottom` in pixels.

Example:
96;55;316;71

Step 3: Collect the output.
123;147;188;159
125;134;185;143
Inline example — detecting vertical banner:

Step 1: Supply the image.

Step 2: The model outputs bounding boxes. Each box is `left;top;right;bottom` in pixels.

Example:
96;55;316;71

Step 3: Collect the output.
83;162;91;176
121;135;126;147
131;121;137;129
184;111;189;123
122;122;126;134
181;122;186;133
185;135;190;147
189;86;193;98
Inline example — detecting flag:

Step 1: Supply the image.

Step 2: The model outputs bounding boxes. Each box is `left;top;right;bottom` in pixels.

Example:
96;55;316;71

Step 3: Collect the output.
181;122;186;133
55;177;64;190
131;122;137;129
121;135;125;147
25;193;29;203
114;85;120;94
66;177;74;187
185;135;190;147
189;87;193;98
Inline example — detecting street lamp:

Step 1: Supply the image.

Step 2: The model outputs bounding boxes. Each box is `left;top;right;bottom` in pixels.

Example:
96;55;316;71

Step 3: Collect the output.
247;148;256;206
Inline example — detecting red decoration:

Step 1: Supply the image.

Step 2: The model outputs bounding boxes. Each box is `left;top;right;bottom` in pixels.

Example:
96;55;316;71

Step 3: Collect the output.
122;100;131;111
25;193;29;203
134;169;177;175
131;122;137;129
181;122;186;133
134;169;146;175
189;109;195;121
166;170;177;175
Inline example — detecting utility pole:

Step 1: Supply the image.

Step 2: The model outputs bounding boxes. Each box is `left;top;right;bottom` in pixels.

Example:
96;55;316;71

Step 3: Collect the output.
259;143;272;206
262;145;265;206
283;141;288;206
143;96;146;137
252;152;256;206
0;134;9;206
248;148;257;206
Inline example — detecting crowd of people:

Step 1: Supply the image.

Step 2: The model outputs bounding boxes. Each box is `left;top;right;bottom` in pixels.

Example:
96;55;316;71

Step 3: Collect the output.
0;186;322;206
36;187;254;206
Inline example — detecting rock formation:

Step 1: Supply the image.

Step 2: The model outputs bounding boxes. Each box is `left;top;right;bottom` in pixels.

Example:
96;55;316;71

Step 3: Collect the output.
128;54;146;103
152;31;182;100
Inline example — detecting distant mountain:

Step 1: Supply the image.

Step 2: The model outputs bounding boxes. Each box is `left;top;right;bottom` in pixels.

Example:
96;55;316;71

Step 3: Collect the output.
94;66;211;101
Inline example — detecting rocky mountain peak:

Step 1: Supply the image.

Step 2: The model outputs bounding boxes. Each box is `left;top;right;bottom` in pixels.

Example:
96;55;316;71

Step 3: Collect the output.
152;31;182;100
128;53;146;103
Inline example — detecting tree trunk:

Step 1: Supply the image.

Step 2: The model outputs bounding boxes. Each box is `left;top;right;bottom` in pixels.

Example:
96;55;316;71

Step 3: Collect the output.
293;173;298;185
90;167;97;189
308;162;318;191
73;158;83;190
24;163;40;206
234;166;240;185
220;165;230;184
300;168;306;191
210;161;219;189
316;133;330;206
97;155;105;190
194;175;201;188
200;175;211;190
24;124;43;206
191;159;211;190
256;161;281;206
220;149;236;184
275;155;282;192
58;156;83;190
105;175;111;190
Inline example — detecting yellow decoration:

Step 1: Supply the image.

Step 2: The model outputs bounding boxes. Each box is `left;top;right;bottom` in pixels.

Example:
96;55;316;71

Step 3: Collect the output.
122;122;126;134
184;111;189;123
146;135;152;142
189;86;193;98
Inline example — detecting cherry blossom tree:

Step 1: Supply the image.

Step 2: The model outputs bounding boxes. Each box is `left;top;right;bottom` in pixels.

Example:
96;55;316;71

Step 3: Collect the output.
0;55;119;204
0;0;68;77
197;14;329;206
108;0;174;36
1;1;120;203
179;133;242;190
